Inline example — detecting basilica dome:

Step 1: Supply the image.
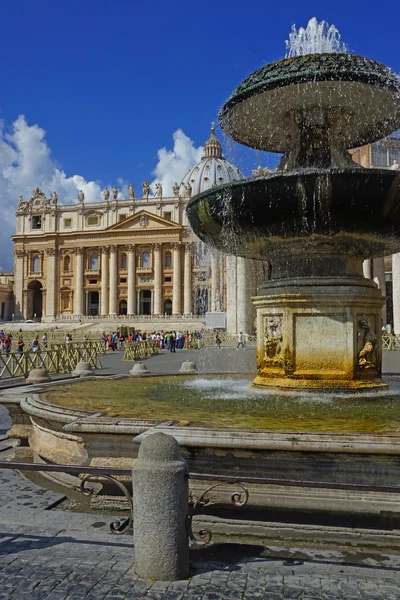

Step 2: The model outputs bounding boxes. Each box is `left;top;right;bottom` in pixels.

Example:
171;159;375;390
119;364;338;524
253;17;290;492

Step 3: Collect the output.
179;125;244;197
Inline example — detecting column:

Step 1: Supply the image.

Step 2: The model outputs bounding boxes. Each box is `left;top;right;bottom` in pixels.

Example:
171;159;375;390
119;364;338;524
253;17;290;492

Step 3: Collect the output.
172;242;181;314
74;248;84;316
184;244;192;314
373;256;387;326
13;250;25;319
210;252;219;311
109;246;117;315
100;246;109;316
363;259;372;279
153;243;162;314
45;247;57;317
225;255;237;333
127;244;136;315
392;253;400;334
236;257;249;334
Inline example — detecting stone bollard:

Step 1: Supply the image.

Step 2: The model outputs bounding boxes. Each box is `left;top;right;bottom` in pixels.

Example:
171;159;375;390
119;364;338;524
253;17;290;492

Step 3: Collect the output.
129;362;150;376
26;367;51;384
132;432;189;581
179;360;197;374
72;361;94;377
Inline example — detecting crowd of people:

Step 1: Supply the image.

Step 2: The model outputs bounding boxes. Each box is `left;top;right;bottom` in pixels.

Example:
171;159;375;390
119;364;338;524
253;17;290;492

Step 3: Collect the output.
0;331;47;355
101;330;204;352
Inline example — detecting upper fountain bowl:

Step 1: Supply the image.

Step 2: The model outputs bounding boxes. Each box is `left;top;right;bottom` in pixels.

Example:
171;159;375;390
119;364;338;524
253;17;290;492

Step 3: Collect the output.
220;53;400;169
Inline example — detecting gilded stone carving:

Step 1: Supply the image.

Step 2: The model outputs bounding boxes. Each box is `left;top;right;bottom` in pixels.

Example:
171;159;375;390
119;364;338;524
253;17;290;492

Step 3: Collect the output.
109;245;117;253
263;316;283;366
45;248;57;256
358;319;377;369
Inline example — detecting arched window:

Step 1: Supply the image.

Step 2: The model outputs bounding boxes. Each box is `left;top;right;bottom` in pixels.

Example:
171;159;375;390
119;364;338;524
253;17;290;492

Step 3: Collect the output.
119;299;127;315
63;255;71;272
142;250;150;269
121;253;127;270
90;253;99;270
32;255;41;273
165;251;172;268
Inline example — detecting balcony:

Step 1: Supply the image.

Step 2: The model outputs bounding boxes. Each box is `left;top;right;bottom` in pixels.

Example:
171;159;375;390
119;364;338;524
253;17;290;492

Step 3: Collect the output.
137;267;153;274
84;269;100;276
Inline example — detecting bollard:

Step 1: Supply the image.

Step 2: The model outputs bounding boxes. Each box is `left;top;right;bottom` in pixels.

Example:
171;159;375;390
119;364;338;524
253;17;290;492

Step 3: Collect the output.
132;432;189;581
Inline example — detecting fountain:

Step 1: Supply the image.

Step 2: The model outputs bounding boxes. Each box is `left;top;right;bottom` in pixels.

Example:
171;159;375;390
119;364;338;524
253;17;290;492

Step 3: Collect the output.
2;21;400;533
187;19;400;391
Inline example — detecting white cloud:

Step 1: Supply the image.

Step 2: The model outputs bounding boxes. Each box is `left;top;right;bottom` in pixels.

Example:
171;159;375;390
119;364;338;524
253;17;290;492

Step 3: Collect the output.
0;115;103;271
151;129;203;196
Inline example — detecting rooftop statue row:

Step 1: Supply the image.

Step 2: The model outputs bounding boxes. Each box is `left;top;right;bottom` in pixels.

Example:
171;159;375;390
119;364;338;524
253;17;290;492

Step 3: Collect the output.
16;180;193;211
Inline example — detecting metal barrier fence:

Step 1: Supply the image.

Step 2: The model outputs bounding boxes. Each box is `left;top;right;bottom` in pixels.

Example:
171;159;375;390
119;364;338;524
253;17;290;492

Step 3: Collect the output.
123;341;160;361
200;332;257;347
0;460;399;542
382;334;400;350
0;342;103;380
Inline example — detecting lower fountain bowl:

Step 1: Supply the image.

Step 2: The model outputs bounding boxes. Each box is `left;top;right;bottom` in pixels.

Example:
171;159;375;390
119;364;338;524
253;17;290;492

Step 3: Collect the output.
187;168;400;261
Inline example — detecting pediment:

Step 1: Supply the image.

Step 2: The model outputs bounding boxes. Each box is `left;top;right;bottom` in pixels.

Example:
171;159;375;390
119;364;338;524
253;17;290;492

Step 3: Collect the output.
107;210;182;231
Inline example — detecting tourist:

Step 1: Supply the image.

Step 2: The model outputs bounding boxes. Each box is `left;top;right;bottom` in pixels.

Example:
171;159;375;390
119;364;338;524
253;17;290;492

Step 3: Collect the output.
42;333;47;347
236;331;245;350
4;335;12;354
16;335;24;356
215;333;222;350
169;332;176;353
31;335;40;352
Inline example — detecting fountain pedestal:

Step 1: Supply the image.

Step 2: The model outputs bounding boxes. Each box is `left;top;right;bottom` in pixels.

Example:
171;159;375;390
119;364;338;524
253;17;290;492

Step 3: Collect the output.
253;276;386;390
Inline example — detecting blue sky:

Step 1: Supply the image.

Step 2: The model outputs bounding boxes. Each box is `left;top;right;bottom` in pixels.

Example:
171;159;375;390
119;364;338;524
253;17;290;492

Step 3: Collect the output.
0;0;399;268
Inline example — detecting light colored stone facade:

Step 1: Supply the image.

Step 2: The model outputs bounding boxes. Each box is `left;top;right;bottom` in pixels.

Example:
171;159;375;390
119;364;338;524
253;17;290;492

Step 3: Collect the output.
11;128;257;329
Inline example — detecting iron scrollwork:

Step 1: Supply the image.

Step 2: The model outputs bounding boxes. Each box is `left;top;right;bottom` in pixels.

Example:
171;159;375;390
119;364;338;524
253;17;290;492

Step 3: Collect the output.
79;474;133;534
187;481;249;546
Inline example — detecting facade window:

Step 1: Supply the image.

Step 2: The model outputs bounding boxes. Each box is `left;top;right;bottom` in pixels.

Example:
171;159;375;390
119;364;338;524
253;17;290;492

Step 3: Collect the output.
63;218;72;228
119;214;127;221
32;216;42;230
389;147;400;165
63;255;71;272
371;145;388;167
89;279;98;284
165;251;172;268
89;253;99;270
142;250;151;269
120;277;127;283
32;255;41;273
121;253;127;269
87;215;99;226
165;276;172;283
164;211;172;221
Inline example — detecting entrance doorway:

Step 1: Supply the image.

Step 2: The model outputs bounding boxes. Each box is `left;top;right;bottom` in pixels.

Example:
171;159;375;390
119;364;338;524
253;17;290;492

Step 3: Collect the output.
119;299;127;315
88;291;99;316
139;290;152;315
164;299;172;315
27;280;43;319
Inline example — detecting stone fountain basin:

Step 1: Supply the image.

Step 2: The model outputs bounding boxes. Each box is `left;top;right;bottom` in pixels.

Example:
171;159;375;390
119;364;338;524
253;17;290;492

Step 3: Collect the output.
1;375;400;519
219;53;400;151
187;168;400;260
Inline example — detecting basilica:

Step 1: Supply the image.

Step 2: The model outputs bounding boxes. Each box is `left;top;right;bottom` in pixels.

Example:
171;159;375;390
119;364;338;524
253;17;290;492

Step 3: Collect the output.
8;127;400;334
11;127;263;333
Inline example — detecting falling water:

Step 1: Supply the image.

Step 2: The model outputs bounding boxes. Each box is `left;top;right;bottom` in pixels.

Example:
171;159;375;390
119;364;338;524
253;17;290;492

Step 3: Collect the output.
285;17;348;57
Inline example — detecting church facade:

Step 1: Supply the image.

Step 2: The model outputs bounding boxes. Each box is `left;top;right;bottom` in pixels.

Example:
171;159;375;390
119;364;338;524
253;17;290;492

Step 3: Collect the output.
11;127;260;332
